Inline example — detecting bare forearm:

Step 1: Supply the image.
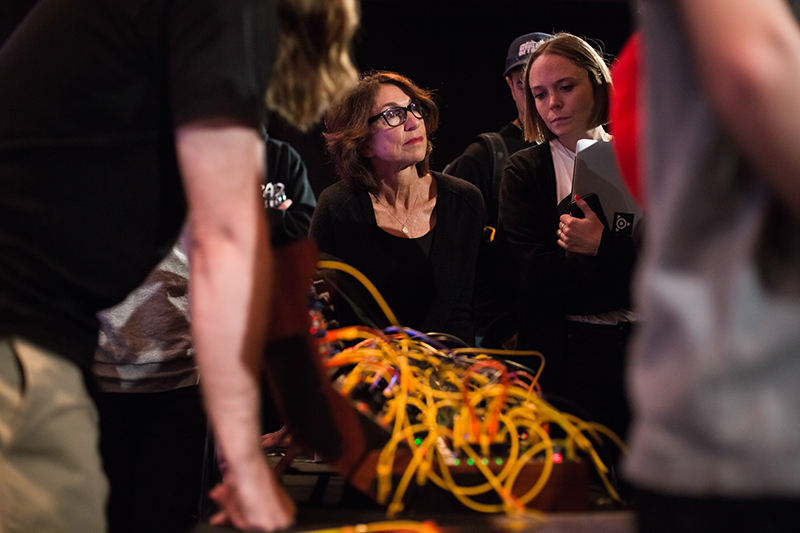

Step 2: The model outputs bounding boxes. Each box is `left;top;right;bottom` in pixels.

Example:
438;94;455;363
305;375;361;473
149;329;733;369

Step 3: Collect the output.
177;122;294;531
678;0;800;217
189;212;271;464
177;122;270;462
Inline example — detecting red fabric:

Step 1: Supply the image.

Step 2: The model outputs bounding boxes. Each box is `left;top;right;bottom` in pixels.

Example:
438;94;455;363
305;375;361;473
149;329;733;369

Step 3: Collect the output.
609;30;645;209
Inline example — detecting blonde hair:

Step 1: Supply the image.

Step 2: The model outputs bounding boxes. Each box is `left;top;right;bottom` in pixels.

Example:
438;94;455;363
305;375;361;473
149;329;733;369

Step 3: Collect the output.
522;33;612;144
265;0;360;131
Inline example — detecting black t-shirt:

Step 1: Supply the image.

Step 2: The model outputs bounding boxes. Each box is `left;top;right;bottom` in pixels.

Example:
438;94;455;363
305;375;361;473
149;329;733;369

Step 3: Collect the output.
0;0;277;368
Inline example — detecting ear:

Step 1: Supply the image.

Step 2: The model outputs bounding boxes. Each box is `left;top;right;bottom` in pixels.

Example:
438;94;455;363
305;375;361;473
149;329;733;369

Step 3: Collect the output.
505;76;514;90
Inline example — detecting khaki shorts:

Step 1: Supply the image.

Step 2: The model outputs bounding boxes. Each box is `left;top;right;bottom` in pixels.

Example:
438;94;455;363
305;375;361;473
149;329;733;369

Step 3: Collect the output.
0;337;108;533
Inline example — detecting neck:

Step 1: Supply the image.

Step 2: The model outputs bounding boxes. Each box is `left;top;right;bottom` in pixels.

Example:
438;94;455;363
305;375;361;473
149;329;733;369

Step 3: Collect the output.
373;165;423;206
557;133;589;153
559;125;611;152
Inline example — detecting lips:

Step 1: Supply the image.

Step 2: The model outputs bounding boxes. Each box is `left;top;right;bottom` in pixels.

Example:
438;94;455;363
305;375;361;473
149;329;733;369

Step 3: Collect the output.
405;136;424;145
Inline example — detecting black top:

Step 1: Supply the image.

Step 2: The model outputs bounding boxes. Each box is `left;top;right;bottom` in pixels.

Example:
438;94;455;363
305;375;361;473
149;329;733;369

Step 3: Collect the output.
0;0;277;367
498;143;636;356
264;136;317;247
371;230;436;332
309;172;485;345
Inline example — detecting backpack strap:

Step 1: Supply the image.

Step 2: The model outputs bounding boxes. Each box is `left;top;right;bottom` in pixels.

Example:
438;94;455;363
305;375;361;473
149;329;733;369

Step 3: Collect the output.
476;132;509;228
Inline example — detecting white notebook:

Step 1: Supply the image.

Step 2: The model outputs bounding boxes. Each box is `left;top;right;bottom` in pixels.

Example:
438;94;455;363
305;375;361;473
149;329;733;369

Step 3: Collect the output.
570;139;643;237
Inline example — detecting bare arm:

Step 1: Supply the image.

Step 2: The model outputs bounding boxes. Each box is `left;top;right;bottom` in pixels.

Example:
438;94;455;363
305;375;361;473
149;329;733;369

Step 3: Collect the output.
176;119;295;531
677;0;800;218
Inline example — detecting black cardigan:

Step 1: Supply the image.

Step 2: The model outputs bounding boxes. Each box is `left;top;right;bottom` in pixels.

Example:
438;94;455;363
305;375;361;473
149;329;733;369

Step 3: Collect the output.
310;172;485;345
498;143;636;355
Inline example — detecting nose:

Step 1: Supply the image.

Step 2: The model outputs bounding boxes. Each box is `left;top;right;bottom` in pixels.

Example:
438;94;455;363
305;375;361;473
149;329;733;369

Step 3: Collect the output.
404;112;422;130
548;92;562;109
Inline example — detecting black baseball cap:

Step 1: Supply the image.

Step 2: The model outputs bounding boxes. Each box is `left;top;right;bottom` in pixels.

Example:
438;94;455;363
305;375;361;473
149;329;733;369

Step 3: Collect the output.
504;32;554;77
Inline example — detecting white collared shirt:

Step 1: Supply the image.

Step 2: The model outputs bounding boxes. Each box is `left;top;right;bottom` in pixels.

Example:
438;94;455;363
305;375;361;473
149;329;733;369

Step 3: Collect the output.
549;126;613;206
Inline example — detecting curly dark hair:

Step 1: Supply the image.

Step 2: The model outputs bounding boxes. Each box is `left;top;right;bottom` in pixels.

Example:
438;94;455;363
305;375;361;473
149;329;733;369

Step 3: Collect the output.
323;71;439;192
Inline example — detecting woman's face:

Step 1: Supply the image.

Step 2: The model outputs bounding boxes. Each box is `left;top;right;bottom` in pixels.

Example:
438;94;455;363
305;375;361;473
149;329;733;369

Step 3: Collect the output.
364;84;427;171
528;53;596;147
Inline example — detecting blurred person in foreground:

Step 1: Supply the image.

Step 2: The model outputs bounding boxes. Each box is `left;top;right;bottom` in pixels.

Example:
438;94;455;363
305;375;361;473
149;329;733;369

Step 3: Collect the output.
93;135;315;533
0;0;358;531
625;1;800;531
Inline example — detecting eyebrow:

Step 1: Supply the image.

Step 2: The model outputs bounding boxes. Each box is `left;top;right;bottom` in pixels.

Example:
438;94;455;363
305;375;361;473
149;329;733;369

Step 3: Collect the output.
376;99;412;111
530;76;578;91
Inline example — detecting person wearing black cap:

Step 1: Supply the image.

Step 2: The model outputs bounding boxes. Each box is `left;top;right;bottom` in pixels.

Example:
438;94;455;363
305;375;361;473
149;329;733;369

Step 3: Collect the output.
443;32;553;349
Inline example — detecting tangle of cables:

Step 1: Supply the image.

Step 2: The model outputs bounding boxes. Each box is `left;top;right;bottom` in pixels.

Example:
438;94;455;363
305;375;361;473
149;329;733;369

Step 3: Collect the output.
301;520;442;533
314;260;626;518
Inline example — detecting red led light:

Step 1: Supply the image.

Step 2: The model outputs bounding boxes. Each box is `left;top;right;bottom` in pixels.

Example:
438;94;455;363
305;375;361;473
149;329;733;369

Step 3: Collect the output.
552;453;563;464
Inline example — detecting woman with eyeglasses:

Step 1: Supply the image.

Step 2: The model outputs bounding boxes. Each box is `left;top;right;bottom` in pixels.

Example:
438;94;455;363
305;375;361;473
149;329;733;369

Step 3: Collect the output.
310;71;485;346
498;34;637;451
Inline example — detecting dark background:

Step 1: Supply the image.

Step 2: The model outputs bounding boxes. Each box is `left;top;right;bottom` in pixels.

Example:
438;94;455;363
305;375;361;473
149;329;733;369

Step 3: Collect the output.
270;0;636;196
1;0;636;197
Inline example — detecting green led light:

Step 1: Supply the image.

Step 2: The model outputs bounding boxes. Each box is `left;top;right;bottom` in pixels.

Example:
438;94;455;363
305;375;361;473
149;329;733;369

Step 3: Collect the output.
481;458;489;465
414;438;422;446
466;458;475;466
453;458;461;466
496;458;503;465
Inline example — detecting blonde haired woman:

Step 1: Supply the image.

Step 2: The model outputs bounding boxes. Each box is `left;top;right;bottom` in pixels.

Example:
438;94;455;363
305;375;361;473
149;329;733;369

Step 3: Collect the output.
499;33;636;453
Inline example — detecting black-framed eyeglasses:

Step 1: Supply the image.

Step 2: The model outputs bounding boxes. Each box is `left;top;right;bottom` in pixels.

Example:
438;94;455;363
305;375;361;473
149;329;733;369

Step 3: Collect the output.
368;102;430;127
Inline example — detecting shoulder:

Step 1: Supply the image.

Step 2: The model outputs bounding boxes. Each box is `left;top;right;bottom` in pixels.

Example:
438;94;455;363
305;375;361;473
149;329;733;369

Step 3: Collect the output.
459;131;513;160
497;122;522;140
442;136;491;177
461;136;493;159
265;136;304;174
265;136;300;160
506;143;551;172
434;172;484;213
498;122;534;154
508;142;550;163
311;181;366;239
315;180;364;213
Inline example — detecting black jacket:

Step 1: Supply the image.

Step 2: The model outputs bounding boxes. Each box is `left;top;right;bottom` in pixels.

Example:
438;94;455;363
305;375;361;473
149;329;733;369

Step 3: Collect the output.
310;172;485;345
499;143;636;356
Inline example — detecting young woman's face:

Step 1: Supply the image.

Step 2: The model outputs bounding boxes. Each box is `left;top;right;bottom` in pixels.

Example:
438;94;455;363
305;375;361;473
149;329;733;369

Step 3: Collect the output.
528;53;596;148
364;84;427;170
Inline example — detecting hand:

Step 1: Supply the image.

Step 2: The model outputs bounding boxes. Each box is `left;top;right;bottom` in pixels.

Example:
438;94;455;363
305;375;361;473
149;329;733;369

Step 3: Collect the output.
209;454;296;532
277;198;293;211
261;425;292;450
557;195;604;255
